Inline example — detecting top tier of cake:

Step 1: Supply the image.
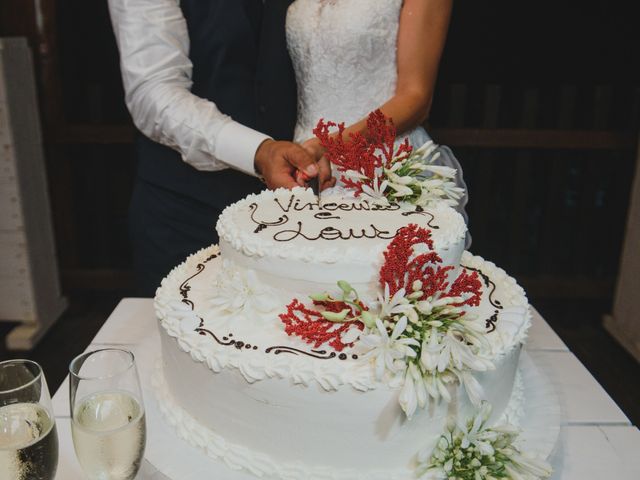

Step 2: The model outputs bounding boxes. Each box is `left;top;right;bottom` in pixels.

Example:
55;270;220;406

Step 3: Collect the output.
216;187;467;295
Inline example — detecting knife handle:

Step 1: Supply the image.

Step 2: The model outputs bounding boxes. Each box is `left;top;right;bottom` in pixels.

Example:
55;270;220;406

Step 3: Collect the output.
297;169;320;195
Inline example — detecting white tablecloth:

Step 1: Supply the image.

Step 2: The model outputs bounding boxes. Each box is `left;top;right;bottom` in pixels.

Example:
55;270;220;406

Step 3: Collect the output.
52;299;640;479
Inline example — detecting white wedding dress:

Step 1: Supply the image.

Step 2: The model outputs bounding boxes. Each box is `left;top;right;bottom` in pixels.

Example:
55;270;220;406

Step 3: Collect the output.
286;0;469;224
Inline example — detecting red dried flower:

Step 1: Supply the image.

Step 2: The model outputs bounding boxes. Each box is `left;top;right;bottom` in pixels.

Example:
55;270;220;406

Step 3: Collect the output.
279;299;364;352
379;224;439;296
379;225;482;305
313;110;413;195
448;270;483;307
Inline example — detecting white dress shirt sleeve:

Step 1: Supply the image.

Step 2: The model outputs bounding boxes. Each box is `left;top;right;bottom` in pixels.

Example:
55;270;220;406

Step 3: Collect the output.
107;0;270;175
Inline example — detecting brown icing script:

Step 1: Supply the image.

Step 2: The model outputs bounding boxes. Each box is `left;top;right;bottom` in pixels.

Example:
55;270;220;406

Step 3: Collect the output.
249;195;403;241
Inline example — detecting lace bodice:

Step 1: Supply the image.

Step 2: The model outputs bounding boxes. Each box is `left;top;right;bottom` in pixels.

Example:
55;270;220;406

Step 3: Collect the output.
286;0;428;146
286;0;469;241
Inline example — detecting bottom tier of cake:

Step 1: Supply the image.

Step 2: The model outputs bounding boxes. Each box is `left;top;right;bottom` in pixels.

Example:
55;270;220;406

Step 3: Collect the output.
155;248;530;479
156;337;524;480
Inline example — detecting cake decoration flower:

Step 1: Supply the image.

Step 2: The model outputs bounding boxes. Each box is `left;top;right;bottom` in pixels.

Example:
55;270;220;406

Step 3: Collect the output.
313;110;465;208
418;402;553;480
359;316;419;380
210;260;280;322
278;281;369;352
279;224;489;418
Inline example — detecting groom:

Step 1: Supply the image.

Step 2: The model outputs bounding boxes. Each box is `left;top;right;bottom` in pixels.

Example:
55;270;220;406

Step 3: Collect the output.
108;0;329;295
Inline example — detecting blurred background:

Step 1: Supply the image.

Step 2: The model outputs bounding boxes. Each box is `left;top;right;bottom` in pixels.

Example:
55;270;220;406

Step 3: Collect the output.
0;1;638;421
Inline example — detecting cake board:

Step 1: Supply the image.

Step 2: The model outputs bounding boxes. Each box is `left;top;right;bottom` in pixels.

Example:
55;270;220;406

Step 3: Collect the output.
131;331;563;480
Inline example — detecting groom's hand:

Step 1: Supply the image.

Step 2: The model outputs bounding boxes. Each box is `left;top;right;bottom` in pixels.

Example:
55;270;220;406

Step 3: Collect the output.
254;139;331;190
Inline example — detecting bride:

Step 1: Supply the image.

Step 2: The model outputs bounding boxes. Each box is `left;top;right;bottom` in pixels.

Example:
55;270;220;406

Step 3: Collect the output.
287;0;468;218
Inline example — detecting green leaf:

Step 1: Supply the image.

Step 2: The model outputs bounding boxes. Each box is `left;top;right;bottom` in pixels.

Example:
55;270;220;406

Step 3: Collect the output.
337;280;354;295
309;292;331;302
321;309;351;322
360;310;377;328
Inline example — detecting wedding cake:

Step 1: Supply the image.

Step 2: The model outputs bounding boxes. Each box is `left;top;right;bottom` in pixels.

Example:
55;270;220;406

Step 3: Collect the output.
153;112;551;480
154;185;537;479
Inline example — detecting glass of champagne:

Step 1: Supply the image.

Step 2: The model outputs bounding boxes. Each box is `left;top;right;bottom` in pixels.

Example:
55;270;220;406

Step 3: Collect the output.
0;359;59;479
69;349;146;480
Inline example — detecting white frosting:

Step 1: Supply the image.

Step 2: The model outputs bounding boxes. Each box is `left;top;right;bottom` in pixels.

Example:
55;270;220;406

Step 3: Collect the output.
154;244;531;479
153;188;531;479
155;246;531;391
152;359;525;480
216;187;467;296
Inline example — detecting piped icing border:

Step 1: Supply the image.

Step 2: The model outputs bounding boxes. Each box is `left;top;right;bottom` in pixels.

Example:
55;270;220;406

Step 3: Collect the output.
154;246;531;392
151;362;525;480
215;187;467;263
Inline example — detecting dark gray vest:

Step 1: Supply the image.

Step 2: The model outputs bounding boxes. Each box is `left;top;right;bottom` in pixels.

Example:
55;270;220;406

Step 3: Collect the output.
135;0;297;209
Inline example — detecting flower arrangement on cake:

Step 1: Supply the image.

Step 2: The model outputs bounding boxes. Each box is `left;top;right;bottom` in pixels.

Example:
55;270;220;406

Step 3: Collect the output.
274;111;554;480
280;224;486;417
278;223;552;479
314;109;465;207
154;110;555;480
418;403;553;480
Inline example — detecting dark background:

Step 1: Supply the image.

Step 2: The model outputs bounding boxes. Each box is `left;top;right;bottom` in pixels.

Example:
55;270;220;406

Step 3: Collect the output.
0;0;639;421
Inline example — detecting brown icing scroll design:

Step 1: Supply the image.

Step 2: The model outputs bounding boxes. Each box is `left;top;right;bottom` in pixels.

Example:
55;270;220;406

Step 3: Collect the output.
179;253;220;309
249;202;289;233
461;264;504;333
265;346;358;361
196;325;259;351
177;252;353;360
401;206;440;229
178;253;259;350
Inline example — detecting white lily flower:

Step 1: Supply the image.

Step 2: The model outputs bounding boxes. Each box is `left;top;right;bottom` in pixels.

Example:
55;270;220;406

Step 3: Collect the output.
387;170;415;185
420;327;442;372
360;317;418;380
377;284;411;319
210;261;279;320
360;176;390;203
422;164;457;178
460;371;485;407
388;183;414;197
342;169;369;181
387;161;404;173
413;140;438;159
418;402;552;480
399;368;418;418
505;452;553;478
442;334;493;372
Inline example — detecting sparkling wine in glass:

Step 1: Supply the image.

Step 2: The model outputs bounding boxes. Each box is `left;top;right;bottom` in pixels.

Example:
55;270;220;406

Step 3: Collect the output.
69;349;146;480
0;359;59;479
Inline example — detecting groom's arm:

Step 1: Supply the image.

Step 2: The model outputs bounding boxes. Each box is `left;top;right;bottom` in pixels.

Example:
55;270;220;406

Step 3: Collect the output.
107;0;322;188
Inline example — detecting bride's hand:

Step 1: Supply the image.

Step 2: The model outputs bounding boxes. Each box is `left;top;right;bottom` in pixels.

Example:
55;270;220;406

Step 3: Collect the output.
301;138;336;191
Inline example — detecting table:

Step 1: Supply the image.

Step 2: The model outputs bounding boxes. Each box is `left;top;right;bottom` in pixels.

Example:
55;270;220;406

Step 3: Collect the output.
52;299;640;479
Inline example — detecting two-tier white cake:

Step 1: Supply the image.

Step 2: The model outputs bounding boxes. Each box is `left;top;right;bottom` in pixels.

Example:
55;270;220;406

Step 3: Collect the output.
154;187;531;480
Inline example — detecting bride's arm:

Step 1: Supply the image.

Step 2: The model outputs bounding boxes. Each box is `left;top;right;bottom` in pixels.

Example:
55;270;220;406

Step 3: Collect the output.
304;0;452;154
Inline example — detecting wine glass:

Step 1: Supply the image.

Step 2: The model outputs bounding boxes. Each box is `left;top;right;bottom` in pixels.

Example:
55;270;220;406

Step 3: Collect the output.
69;348;146;480
0;359;59;479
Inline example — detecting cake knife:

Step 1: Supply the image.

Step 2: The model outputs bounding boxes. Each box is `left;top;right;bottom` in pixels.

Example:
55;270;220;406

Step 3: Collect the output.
297;168;320;197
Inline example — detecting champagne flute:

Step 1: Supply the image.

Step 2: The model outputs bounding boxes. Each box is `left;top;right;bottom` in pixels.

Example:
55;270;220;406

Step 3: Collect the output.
69;349;146;480
0;359;59;479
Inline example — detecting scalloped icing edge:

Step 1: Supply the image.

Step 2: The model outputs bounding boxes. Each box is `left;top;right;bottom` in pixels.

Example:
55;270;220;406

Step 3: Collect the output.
215;187;468;263
155;246;531;393
151;362;526;480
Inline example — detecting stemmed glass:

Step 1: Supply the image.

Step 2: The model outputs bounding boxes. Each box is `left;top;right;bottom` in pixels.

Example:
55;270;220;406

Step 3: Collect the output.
69;348;146;480
0;359;59;479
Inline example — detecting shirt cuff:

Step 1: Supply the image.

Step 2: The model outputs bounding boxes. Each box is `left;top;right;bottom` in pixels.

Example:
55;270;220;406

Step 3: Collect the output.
213;121;271;176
